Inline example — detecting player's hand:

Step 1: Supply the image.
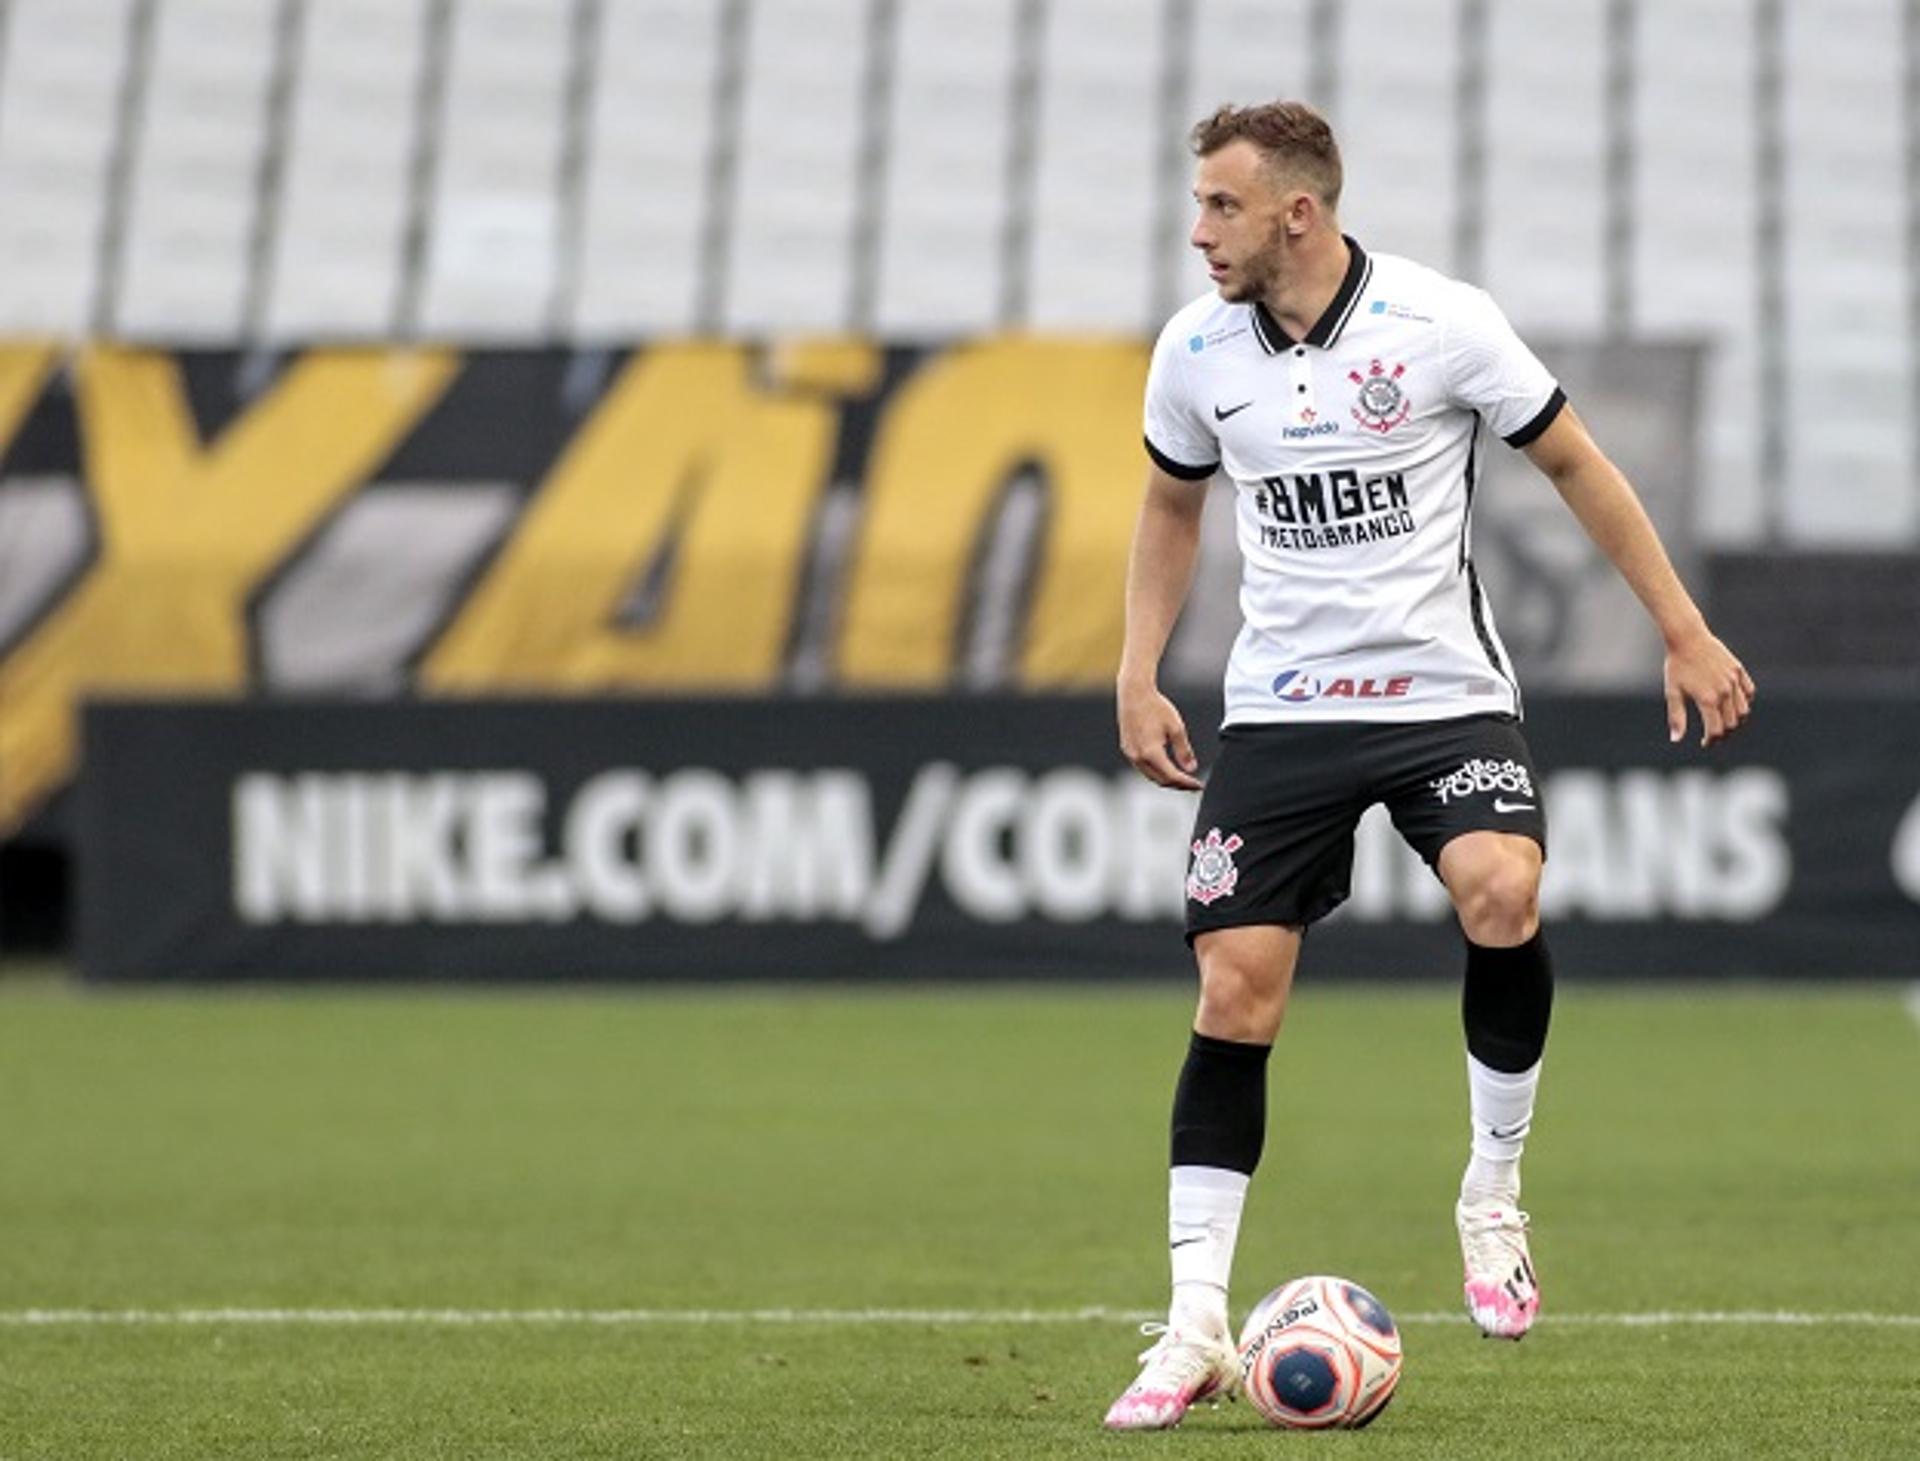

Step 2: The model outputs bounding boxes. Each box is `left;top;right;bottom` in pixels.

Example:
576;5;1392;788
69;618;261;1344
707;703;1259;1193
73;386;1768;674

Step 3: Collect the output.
1118;679;1203;790
1664;629;1755;748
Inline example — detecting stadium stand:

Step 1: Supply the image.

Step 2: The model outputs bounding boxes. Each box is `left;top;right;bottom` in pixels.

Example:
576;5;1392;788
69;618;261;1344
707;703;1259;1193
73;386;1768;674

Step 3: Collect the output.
415;0;573;339
1328;0;1461;279
722;0;869;334
1632;0;1763;542
873;0;1019;337
0;0;1912;557
1481;0;1609;336
1023;0;1163;332
266;0;430;338
0;0;134;336
116;0;276;341
573;0;721;336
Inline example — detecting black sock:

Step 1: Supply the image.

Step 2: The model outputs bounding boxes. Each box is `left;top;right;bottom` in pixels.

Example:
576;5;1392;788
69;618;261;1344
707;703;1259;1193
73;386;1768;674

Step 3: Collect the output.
1461;929;1554;1074
1169;1030;1272;1174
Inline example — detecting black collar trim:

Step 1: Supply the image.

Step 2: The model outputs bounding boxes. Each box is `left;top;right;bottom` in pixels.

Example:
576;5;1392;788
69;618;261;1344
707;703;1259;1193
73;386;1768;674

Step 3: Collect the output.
1252;236;1372;355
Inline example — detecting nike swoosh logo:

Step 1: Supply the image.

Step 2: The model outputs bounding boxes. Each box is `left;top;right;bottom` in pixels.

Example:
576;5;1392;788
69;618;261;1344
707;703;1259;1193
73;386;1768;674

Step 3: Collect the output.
1493;799;1535;813
1213;401;1254;421
1487;1122;1528;1140
1169;1236;1206;1250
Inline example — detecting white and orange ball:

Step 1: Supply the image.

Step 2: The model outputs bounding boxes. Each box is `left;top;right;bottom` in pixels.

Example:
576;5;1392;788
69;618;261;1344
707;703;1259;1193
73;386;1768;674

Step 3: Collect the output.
1236;1275;1402;1429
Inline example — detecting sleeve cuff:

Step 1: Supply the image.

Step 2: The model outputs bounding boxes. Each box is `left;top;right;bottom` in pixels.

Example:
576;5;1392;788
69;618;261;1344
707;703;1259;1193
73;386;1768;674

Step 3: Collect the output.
1501;387;1567;448
1145;436;1218;481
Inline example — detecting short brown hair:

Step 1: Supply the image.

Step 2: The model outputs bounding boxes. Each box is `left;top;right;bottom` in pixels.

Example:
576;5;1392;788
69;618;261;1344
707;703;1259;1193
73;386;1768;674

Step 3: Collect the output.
1190;101;1342;209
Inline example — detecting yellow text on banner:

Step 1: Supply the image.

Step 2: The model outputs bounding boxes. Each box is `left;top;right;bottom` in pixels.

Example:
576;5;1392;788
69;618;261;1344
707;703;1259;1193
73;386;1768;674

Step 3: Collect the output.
0;348;458;833
421;343;837;690
838;338;1148;686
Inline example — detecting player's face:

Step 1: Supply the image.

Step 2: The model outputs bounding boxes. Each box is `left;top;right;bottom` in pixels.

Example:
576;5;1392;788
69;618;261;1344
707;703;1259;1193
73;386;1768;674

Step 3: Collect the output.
1190;140;1293;303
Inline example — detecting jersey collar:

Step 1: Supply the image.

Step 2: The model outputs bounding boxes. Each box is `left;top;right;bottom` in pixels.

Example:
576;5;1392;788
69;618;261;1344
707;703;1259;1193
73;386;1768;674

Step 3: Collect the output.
1250;235;1373;355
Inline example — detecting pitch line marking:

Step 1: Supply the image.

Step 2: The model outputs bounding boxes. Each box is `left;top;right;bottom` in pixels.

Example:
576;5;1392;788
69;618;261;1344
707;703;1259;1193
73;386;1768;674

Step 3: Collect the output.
1;1307;1917;1329
1905;982;1920;1032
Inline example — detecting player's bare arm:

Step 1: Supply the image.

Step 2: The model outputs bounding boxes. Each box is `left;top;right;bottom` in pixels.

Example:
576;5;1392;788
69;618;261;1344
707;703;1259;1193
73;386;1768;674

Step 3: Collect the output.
1522;407;1756;747
1118;464;1207;791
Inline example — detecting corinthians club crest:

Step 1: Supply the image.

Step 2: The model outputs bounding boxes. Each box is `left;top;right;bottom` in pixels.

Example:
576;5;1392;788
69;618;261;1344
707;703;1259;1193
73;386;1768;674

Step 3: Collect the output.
1349;359;1411;434
1187;827;1244;906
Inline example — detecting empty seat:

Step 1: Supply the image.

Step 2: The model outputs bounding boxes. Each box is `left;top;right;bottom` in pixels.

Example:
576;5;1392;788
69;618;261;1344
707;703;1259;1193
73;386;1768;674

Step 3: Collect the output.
872;0;1017;337
1480;0;1606;332
263;0;427;339
0;0;134;336
1025;0;1162;332
1158;0;1315;306
416;0;569;339
722;0;869;334
1330;0;1460;272
1776;0;1911;542
571;0;721;338
116;0;277;339
1186;0;1313;114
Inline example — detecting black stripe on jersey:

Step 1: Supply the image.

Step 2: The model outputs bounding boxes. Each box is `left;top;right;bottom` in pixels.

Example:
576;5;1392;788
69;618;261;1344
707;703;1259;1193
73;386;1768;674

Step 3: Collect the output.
1251;235;1370;354
1503;386;1567;448
1457;414;1481;572
1458;411;1517;705
1466;560;1520;710
1145;435;1218;481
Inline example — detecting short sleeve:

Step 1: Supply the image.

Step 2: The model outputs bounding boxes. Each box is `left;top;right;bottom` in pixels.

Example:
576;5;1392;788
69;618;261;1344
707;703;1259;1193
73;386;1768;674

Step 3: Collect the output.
1444;287;1565;448
1143;319;1220;480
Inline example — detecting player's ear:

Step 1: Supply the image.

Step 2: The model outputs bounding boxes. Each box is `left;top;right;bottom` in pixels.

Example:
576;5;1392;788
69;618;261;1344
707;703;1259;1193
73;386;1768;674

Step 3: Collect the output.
1284;191;1316;237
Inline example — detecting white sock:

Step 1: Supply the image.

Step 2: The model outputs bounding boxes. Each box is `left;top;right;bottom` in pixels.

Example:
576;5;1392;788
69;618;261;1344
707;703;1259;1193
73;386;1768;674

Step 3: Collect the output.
1461;1053;1540;1205
1168;1164;1249;1337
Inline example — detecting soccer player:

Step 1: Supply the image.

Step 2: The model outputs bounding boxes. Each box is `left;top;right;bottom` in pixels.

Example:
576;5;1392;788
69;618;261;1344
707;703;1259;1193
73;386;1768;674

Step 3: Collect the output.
1103;101;1754;1431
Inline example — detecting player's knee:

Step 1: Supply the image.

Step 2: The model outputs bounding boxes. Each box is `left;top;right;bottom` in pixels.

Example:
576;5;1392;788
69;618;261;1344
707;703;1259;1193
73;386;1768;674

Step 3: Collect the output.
1453;857;1541;946
1196;949;1288;1040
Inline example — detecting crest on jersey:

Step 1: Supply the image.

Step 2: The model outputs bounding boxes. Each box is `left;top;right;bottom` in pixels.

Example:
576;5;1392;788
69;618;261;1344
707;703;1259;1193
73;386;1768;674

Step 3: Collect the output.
1187;827;1244;905
1349;359;1411;434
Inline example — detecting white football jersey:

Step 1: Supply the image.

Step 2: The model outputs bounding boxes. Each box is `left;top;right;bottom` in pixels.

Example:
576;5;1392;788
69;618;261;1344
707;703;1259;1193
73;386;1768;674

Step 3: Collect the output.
1144;238;1564;726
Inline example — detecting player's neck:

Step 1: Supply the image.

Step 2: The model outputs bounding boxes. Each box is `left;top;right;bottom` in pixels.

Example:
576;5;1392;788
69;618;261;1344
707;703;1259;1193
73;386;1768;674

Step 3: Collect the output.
1259;231;1351;342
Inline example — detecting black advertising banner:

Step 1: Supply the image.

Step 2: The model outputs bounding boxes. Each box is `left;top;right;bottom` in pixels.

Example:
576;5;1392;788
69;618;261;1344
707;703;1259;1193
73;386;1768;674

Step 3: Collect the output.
78;694;1920;983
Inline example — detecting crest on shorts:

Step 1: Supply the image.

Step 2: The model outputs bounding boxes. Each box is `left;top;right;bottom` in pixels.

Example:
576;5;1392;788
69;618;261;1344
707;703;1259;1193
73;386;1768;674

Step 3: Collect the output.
1187;827;1244;905
1349;359;1411;434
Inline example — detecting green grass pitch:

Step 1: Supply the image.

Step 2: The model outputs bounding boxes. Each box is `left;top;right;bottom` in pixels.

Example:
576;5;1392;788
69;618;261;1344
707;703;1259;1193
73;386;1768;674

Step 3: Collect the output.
0;969;1915;1458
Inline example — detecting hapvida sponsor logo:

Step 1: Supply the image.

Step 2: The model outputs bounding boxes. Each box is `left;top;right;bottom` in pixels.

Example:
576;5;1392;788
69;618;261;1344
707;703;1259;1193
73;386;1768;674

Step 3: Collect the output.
1282;419;1339;439
1271;671;1415;703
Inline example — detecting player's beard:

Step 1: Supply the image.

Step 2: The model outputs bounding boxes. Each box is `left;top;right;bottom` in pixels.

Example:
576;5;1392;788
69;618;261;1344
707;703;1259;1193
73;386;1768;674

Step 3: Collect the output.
1215;218;1289;305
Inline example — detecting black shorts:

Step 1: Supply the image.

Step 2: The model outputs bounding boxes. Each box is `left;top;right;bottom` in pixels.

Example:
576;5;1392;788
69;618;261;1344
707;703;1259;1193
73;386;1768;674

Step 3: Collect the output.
1184;713;1548;940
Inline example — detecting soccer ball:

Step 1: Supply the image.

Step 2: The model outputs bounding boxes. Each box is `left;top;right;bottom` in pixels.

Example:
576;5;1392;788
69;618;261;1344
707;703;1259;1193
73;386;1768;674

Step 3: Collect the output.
1236;1275;1402;1429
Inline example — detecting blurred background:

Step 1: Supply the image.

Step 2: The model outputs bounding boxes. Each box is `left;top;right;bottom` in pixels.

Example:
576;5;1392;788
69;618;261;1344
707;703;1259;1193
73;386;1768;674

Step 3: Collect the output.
0;0;1914;980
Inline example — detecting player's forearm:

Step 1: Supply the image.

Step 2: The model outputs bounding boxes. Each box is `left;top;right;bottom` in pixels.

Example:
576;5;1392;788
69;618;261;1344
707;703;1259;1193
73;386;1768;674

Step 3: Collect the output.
1118;488;1204;687
1547;456;1709;649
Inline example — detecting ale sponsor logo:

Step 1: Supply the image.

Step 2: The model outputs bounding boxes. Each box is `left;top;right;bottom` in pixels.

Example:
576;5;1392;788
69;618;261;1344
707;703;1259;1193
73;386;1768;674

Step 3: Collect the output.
1271;670;1415;703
